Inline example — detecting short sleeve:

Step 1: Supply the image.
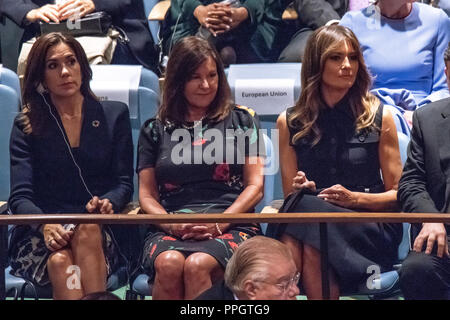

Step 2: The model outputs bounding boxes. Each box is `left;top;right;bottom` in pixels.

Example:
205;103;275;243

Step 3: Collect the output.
137;118;162;173
232;106;266;158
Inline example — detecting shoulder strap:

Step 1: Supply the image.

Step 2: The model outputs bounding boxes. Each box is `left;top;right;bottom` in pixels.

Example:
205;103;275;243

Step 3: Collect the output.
374;103;384;130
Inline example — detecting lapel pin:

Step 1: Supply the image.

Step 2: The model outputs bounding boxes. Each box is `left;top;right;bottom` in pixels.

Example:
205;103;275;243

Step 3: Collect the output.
92;120;100;128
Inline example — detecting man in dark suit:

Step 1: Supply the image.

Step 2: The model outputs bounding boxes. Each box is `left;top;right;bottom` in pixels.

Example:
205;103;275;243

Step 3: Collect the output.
397;43;450;300
0;0;158;72
196;236;299;300
278;0;349;62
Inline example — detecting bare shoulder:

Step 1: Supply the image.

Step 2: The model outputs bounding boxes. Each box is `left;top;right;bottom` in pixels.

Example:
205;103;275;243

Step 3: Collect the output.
381;106;396;131
276;110;287;129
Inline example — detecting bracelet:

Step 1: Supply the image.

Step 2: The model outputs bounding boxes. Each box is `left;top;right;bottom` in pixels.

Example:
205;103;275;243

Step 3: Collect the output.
215;223;222;236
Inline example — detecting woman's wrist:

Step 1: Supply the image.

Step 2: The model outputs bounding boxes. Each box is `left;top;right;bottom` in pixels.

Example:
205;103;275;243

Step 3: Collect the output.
159;223;173;235
216;223;230;235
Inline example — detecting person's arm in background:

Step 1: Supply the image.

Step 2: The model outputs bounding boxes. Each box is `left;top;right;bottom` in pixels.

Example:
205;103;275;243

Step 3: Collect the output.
239;0;265;28
0;0;59;25
425;9;450;103
294;0;342;29
398;108;449;258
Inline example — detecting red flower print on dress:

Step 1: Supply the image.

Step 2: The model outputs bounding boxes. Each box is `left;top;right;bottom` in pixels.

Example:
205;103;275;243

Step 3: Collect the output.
149;244;157;257
239;232;250;241
229;241;239;251
217;233;233;240
162;236;177;241
213;163;230;181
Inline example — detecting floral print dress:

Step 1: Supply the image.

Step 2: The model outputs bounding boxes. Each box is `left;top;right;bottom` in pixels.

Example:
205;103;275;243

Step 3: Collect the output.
137;106;264;278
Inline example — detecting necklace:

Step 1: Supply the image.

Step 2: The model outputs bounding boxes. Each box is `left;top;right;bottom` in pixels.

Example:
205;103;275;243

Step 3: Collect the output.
182;116;205;129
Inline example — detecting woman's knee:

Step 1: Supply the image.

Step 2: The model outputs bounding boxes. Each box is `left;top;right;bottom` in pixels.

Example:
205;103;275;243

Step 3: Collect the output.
302;244;320;262
72;224;102;245
47;249;73;274
184;253;219;279
154;251;185;280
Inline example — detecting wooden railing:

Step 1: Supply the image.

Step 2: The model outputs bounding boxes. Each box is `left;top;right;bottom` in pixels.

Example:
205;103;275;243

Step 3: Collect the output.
1;212;450;300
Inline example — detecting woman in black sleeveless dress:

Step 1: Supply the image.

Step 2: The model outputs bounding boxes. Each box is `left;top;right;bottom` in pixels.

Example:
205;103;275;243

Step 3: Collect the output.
268;25;404;298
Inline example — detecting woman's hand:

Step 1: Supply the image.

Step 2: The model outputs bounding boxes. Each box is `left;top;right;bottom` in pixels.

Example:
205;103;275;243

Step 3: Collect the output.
86;196;114;214
43;224;74;252
195;4;232;36
317;184;358;209
228;7;248;30
58;0;95;21
292;171;316;192
26;4;60;23
170;223;227;241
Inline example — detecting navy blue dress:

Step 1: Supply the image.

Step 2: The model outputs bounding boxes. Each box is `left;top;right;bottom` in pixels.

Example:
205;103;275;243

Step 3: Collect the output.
268;100;403;293
8;96;134;285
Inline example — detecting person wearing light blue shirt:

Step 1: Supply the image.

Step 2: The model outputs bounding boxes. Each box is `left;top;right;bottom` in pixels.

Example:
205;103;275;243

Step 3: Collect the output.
340;1;450;130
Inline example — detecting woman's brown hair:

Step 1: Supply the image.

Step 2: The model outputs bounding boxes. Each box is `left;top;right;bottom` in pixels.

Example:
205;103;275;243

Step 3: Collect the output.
289;25;380;146
20;32;96;134
158;36;232;126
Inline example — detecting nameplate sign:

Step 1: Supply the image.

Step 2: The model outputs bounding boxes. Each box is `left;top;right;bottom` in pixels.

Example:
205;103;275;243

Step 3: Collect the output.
227;63;302;115
235;79;295;115
90;65;142;118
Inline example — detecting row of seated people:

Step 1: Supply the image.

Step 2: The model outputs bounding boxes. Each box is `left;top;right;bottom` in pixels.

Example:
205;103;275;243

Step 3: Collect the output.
5;28;450;301
4;1;448;143
1;1;449;121
0;0;158;72
163;0;450;134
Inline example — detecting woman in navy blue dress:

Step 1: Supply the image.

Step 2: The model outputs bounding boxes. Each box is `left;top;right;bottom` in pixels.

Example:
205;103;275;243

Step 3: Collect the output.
8;33;134;299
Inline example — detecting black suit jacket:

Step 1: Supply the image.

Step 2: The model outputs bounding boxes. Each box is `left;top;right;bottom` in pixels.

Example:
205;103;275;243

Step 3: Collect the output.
196;281;235;300
0;0;157;70
294;0;348;29
398;97;450;236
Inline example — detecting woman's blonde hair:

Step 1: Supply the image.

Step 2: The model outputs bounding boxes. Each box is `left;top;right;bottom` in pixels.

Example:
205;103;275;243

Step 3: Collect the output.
289;25;380;146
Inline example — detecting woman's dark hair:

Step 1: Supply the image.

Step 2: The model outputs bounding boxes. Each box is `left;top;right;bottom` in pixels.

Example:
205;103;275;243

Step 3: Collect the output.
21;32;96;134
158;36;232;126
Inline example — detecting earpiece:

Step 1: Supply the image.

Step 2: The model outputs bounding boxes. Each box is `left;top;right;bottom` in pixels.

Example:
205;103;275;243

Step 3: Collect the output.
36;83;46;94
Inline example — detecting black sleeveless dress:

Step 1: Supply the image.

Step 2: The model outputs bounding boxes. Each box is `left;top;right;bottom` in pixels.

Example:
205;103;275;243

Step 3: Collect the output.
269;100;403;293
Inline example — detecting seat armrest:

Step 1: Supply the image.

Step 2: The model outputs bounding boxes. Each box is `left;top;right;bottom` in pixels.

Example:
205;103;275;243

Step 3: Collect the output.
148;0;171;21
0;202;7;214
120;202;142;215
282;4;298;20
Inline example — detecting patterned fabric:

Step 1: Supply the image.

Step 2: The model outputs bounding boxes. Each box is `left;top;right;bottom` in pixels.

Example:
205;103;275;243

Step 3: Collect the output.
9;226;121;286
142;224;261;279
137;105;265;212
137;106;264;278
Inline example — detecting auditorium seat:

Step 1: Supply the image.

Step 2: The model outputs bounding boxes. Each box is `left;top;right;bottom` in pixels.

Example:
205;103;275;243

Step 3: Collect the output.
0;67;21;106
2;66;160;300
